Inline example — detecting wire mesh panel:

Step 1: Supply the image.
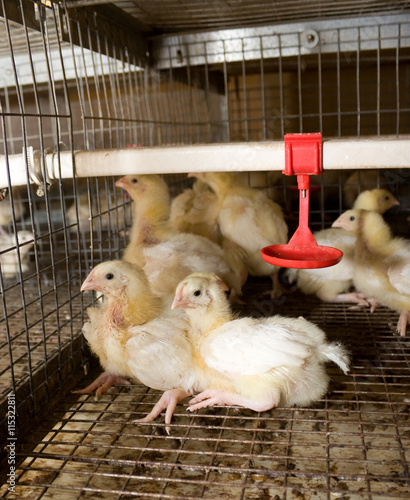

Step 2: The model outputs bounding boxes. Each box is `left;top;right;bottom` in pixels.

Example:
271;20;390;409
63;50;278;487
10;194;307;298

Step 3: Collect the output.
1;279;409;499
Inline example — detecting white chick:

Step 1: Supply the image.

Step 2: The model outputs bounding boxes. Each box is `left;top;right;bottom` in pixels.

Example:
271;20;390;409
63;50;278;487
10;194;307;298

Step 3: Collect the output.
0;187;27;229
172;272;350;413
0;231;34;277
332;209;410;336
77;260;198;430
116;174;242;300
285;189;399;305
190;172;288;297
169;179;221;243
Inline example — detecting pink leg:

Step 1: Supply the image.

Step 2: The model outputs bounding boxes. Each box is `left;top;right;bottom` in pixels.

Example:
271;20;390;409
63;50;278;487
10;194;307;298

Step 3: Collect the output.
397;311;410;337
262;271;284;299
134;388;190;435
332;292;370;307
73;371;130;399
188;389;278;413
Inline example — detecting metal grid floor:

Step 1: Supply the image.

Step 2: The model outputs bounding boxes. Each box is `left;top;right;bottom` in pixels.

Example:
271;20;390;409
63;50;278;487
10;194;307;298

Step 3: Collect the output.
1;277;409;499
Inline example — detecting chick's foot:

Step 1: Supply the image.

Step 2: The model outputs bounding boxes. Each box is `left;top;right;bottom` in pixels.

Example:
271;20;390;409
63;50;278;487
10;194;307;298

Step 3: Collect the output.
134;388;190;434
333;292;370;307
73;371;130;399
188;389;277;413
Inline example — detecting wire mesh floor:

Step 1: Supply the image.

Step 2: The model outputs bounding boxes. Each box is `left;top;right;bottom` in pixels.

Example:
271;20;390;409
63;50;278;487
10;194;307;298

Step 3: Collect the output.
1;277;410;499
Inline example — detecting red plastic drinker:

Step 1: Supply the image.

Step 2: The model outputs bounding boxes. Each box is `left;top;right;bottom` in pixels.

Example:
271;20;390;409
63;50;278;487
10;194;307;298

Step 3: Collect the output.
261;133;343;269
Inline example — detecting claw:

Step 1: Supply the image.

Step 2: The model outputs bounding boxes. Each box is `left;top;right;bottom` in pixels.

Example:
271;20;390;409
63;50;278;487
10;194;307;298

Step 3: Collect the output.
368;299;382;313
397;311;410;337
134;388;190;434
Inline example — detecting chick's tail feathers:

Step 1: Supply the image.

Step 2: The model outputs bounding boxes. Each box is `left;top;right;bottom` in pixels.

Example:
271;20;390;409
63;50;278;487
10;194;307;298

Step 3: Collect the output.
320;342;350;374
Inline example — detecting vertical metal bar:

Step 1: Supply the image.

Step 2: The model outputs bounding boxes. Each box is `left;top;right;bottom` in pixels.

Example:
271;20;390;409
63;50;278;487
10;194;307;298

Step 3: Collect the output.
222;40;230;141
396;24;400;137
318;37;323;133
297;43;303;133
150;56;162;146
130;54;143;146
119;44;132;147
241;38;248;142
376;25;381;137
278;34;284;137
87;13;105;148
204;41;212;142
356;28;361;138
259;36;266;140
124;49;138;146
103;32;120;147
185;46;194;143
2;86;16;154
111;43;127;146
76;13;95;148
143;61;154;146
336;29;341;138
238;414;261;500
282;413;295;500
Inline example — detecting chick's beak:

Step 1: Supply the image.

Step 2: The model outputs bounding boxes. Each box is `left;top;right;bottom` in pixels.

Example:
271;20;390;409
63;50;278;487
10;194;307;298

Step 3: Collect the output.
81;271;98;292
391;196;400;207
115;177;127;190
331;215;347;230
171;284;192;310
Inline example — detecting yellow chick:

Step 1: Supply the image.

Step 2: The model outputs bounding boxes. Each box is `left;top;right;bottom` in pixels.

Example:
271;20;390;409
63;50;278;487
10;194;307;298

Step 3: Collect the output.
77;260;198;431
332;209;410;336
343;170;389;208
116;174;242;299
116;174;174;266
353;188;399;212
190;172;288;297
286;189;399;304
172;272;350;413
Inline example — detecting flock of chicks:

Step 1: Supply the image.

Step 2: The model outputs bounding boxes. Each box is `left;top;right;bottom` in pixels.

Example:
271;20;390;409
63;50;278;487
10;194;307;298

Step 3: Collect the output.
76;171;408;432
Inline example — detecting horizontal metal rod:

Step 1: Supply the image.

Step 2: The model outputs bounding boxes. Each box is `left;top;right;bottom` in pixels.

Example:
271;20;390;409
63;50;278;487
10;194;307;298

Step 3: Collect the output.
0;138;409;189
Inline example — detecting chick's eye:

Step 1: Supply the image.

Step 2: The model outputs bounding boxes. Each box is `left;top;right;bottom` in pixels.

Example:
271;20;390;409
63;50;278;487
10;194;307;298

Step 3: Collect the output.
131;178;138;184
105;273;114;280
349;216;355;221
193;290;201;297
385;196;390;200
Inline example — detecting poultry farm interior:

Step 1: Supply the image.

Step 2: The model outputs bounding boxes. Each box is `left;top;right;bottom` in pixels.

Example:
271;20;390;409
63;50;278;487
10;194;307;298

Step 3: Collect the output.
0;1;410;499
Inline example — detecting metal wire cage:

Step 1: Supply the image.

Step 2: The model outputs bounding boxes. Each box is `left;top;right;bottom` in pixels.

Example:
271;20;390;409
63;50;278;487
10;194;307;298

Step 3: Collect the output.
0;1;409;498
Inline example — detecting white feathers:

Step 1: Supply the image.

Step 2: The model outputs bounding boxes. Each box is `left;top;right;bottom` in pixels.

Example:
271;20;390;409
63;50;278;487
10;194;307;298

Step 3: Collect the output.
201;319;311;376
143;232;239;297
126;310;196;392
